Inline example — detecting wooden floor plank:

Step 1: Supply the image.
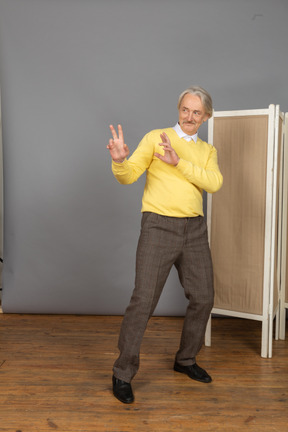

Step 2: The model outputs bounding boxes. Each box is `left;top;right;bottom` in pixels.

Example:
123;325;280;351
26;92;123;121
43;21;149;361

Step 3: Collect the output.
0;315;287;431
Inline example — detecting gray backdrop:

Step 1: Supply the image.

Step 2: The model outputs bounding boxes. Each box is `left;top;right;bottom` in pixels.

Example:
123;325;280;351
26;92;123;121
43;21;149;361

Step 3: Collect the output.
0;0;287;314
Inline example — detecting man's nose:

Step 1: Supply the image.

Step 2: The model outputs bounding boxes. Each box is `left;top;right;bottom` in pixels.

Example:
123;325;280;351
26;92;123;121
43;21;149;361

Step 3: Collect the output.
187;111;194;121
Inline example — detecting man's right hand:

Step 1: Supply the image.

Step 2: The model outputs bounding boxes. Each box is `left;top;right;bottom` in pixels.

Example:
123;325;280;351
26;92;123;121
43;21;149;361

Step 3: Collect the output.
107;124;129;163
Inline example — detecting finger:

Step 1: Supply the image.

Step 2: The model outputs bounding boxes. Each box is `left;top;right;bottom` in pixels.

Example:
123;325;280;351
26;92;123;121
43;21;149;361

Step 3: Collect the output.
109;124;118;140
161;132;171;145
108;138;115;148
118;124;124;142
154;152;162;160
158;143;173;151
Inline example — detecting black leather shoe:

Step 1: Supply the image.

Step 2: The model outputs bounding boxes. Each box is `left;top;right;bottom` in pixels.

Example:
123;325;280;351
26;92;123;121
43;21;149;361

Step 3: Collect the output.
174;362;212;383
112;375;134;404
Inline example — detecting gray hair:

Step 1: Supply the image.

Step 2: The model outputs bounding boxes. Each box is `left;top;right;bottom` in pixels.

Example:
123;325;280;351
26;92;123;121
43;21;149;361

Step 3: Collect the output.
177;86;213;118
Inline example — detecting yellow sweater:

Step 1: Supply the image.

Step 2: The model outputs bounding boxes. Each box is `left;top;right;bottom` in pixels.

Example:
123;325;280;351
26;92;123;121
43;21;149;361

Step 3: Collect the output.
112;128;223;217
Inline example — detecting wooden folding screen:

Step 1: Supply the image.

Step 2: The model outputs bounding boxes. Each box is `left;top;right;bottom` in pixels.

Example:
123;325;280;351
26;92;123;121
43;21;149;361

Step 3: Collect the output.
279;113;288;340
205;106;284;358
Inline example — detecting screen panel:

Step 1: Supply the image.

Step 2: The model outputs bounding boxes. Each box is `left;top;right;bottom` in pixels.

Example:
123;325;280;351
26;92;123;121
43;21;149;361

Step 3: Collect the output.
285;116;288;305
273;115;283;314
286;224;288;304
211;115;268;315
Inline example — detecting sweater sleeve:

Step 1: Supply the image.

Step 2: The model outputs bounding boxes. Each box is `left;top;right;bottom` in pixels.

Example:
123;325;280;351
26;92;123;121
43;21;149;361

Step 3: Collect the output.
175;146;223;193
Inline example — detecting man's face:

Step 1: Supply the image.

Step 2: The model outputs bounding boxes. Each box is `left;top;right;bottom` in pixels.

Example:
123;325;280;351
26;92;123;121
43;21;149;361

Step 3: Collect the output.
178;93;209;135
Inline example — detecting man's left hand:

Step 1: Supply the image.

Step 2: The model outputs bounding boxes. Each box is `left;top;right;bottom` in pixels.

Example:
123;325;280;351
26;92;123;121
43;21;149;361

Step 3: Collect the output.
154;132;180;166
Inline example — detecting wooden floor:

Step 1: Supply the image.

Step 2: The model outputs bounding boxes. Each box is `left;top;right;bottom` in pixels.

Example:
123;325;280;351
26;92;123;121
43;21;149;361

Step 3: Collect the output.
0;315;287;432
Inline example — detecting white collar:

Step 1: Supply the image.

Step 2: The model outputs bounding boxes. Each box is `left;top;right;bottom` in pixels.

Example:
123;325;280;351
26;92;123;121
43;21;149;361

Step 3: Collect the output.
173;123;198;142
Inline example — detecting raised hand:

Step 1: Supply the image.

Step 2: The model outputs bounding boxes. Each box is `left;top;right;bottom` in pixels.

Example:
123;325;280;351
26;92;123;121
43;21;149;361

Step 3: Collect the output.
107;124;129;163
154;132;180;166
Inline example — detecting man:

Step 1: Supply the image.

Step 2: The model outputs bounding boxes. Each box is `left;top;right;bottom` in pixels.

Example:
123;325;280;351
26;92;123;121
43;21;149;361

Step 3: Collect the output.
107;86;223;404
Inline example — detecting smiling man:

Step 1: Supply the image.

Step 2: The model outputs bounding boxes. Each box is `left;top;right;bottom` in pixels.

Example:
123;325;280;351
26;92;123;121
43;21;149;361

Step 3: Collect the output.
107;86;223;404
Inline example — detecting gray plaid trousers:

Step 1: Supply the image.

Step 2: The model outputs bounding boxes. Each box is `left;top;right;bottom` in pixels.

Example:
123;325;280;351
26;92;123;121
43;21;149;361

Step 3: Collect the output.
113;212;214;382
